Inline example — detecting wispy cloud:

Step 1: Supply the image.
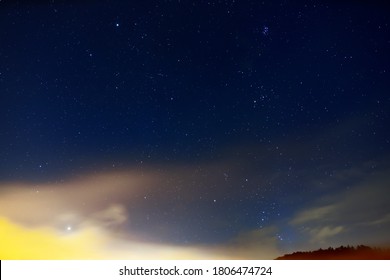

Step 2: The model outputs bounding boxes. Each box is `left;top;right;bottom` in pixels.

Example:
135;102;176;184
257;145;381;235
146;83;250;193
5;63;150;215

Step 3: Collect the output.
289;167;390;247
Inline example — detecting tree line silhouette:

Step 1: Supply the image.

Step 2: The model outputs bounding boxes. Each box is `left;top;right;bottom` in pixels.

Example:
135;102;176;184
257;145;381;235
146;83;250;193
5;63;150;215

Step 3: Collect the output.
276;245;390;260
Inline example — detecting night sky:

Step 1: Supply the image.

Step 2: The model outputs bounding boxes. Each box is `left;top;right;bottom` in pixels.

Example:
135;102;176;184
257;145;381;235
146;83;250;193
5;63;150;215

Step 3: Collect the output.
1;0;390;259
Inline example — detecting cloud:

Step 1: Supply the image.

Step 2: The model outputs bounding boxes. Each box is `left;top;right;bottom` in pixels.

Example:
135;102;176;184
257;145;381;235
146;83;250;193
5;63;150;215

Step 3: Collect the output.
289;168;390;247
215;227;281;259
0;165;282;259
91;204;127;227
307;226;345;244
360;213;390;227
290;205;336;225
0;170;155;228
0;216;104;259
0;215;281;259
2;152;388;259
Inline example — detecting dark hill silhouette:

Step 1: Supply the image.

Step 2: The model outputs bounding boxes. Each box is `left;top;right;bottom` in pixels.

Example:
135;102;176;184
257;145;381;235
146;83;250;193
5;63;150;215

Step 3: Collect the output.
276;245;390;260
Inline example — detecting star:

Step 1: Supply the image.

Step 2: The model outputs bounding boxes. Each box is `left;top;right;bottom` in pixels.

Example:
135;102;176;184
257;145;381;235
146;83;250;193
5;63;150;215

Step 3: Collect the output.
262;26;269;36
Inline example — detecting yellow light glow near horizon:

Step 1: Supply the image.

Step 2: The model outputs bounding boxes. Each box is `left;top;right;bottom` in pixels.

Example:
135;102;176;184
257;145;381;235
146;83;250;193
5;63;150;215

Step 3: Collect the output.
0;217;103;259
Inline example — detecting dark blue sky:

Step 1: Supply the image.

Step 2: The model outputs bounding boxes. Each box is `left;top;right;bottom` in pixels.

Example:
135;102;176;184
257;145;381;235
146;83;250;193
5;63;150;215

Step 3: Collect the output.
1;1;390;258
